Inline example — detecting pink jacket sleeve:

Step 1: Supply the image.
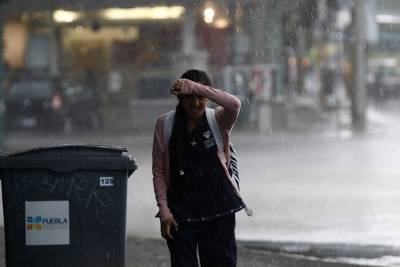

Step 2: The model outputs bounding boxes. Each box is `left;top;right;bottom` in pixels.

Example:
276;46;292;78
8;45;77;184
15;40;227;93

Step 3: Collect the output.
152;116;173;221
180;78;241;132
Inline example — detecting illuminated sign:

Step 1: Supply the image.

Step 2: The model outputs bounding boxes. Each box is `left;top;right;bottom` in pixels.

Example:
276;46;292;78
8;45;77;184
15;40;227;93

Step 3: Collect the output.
102;6;185;21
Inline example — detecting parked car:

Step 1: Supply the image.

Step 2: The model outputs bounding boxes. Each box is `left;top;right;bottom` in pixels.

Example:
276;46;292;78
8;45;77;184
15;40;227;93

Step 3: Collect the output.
5;77;100;132
367;58;400;101
62;80;101;130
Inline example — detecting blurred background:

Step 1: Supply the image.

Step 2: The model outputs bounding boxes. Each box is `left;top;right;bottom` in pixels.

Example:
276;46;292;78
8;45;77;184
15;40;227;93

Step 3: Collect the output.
1;0;400;266
2;0;399;135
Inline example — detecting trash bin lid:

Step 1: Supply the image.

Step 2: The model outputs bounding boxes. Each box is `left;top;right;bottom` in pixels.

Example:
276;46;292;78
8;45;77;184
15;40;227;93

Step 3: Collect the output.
9;144;128;157
0;145;137;174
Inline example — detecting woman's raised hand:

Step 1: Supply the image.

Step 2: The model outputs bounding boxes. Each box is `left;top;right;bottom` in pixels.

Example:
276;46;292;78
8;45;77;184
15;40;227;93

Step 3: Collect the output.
170;79;183;95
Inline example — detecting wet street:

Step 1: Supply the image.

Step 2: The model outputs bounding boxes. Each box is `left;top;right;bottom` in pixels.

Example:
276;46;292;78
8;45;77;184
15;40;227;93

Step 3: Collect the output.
235;129;400;246
233;100;400;246
2;100;400;259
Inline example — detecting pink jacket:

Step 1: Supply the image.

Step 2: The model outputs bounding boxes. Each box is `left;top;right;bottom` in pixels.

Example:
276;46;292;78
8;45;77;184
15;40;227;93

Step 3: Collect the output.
152;78;242;221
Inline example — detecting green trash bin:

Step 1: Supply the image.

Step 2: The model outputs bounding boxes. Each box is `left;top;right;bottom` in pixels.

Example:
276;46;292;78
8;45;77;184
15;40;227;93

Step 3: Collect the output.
0;145;137;267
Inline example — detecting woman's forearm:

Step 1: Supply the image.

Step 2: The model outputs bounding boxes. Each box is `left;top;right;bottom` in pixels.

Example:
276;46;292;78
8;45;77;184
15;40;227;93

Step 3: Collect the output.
180;78;241;113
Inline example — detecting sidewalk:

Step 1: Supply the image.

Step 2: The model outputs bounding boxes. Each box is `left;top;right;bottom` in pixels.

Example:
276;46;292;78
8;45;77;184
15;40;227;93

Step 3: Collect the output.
127;236;362;267
0;226;362;267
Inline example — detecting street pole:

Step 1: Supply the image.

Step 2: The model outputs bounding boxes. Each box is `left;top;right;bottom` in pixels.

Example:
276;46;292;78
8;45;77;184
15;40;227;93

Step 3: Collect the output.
317;0;328;107
353;0;367;130
229;0;238;65
174;3;208;77
49;12;59;77
270;0;283;98
248;0;284;132
181;5;195;56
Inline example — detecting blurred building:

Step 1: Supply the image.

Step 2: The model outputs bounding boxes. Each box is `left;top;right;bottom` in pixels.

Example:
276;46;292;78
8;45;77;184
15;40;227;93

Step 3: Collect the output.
1;0;285;131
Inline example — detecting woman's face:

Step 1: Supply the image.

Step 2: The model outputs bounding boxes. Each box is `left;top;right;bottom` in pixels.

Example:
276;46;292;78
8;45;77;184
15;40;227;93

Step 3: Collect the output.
181;94;208;119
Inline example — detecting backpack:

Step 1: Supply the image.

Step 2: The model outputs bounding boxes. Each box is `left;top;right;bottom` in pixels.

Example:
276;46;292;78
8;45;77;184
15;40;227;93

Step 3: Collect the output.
163;108;240;189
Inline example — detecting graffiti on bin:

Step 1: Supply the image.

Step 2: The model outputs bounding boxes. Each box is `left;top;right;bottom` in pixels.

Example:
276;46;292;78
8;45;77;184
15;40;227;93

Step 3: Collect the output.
12;172;113;223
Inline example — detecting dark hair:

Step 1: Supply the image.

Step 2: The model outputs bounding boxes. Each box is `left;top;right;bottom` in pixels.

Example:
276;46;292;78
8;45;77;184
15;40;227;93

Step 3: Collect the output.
169;70;211;181
180;69;212;86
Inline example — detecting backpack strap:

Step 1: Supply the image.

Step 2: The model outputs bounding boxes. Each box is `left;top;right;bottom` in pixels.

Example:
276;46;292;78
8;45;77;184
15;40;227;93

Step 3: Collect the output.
205;108;223;152
229;144;240;188
163;110;175;145
163;108;221;148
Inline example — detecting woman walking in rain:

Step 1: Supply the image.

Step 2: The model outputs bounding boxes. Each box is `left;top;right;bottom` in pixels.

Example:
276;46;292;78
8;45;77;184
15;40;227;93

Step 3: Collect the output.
152;69;251;267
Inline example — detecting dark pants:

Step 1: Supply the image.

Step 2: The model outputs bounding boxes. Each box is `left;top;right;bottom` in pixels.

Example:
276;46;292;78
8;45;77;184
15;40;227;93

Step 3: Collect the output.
167;214;237;267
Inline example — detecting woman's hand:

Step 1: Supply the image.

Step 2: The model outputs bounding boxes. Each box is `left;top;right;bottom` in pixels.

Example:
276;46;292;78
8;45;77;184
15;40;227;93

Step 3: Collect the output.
161;217;179;240
170;79;183;95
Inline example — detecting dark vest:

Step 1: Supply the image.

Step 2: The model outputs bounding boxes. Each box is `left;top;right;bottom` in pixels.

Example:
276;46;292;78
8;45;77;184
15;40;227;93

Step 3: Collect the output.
168;114;244;222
